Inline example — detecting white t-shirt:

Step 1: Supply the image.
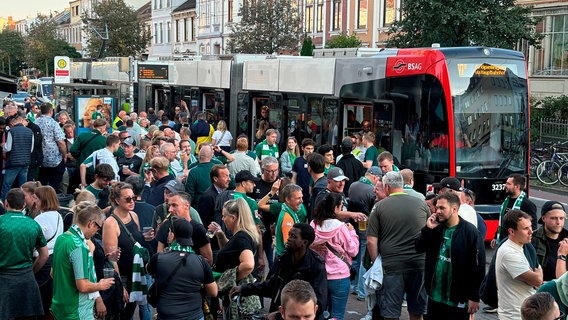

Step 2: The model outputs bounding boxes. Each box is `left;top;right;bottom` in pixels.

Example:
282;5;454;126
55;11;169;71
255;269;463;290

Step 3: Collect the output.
496;239;535;320
34;210;64;255
212;130;233;147
458;204;477;228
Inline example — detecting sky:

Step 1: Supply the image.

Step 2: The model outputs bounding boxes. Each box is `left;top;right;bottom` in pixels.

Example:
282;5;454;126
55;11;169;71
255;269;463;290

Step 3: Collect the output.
4;0;148;20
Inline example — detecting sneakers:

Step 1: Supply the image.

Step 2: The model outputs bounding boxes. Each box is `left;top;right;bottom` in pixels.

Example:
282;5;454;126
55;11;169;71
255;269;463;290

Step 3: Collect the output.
483;306;498;313
360;313;372;320
357;296;365;301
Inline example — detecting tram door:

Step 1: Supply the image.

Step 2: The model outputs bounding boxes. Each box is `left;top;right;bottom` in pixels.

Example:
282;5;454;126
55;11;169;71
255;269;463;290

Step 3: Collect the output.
250;96;270;148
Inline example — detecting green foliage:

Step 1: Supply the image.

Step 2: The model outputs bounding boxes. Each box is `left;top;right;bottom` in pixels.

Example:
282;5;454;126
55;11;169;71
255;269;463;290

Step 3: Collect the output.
386;0;541;49
228;0;302;54
85;0;150;58
325;33;361;49
26;16;80;76
0;29;25;76
530;95;568;142
300;36;314;56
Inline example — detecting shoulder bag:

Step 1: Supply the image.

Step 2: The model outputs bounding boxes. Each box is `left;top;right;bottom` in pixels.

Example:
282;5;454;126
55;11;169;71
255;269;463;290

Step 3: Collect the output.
324;242;357;280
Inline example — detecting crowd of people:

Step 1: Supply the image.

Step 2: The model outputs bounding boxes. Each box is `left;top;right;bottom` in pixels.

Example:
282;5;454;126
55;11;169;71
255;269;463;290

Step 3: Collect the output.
0;99;566;320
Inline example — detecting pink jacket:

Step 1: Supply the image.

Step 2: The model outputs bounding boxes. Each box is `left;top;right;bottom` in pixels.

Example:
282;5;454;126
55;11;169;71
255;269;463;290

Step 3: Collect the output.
310;219;359;280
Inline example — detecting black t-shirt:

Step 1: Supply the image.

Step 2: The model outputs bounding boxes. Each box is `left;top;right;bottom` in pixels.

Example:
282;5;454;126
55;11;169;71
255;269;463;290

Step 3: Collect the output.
506;196;538;230
214;230;257;273
156;219;210;254
147;250;214;320
249;178;279;234
292;157;310;203
117;155;143;181
543;236;562;281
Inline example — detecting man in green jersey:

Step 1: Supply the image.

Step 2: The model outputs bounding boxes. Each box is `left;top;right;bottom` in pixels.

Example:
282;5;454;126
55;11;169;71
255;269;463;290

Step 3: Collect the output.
51;201;115;320
0;188;49;319
416;191;484;320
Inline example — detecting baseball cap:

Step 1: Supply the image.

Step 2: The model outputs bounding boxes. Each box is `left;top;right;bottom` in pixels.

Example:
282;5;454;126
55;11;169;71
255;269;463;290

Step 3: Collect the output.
432;177;462;192
235;170;260;183
121;137;136;147
171;217;193;246
367;166;382;176
538;201;566;224
341;138;353;150
165;179;184;193
328;167;349;181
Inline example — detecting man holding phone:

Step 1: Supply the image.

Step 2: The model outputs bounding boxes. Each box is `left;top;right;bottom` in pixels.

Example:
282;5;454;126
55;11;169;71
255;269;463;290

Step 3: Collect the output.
415;191;485;320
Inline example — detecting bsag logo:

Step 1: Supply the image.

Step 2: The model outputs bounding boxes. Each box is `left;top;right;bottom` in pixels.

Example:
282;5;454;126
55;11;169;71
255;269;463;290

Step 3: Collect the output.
408;63;422;70
393;60;406;73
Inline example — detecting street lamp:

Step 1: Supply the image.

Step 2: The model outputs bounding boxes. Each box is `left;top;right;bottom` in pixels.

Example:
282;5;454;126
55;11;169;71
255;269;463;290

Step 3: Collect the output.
82;18;109;60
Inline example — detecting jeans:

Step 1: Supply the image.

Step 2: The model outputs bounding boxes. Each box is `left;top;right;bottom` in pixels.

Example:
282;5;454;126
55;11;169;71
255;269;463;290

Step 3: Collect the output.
1;166;28;201
138;274;153;320
39;160;66;194
327;277;350;320
352;235;366;297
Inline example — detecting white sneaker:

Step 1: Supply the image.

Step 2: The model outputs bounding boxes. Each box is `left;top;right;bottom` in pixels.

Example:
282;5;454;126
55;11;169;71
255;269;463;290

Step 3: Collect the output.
360;314;372;320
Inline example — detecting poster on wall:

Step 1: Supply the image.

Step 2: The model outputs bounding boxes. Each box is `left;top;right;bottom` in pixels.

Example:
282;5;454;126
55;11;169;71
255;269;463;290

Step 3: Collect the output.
75;96;114;135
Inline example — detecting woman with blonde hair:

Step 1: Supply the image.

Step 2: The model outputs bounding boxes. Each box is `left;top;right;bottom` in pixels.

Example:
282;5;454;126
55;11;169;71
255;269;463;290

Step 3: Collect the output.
21;181;42;218
212;120;233;153
209;198;261;318
33;186;64;319
255;120;269;146
139;145;161;174
280;137;300;177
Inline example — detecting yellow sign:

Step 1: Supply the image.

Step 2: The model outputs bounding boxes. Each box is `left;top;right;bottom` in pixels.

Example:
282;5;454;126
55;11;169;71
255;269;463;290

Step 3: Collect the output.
57;59;67;69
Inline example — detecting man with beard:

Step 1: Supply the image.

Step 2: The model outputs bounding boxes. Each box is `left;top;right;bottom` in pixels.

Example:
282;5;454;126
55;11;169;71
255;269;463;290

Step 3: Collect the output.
249;157;280;269
492;174;537;248
531;201;568;280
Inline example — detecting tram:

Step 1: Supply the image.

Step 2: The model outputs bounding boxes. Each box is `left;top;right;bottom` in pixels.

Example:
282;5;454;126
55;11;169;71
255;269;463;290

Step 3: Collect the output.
136;47;529;240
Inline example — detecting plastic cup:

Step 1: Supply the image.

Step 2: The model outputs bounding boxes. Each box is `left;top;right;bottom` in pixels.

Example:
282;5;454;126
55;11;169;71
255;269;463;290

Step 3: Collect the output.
142;227;153;234
206;230;215;238
358;220;367;231
103;267;114;279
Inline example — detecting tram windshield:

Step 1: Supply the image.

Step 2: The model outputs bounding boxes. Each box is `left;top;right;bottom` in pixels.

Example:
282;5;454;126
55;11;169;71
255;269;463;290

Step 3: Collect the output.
448;59;529;178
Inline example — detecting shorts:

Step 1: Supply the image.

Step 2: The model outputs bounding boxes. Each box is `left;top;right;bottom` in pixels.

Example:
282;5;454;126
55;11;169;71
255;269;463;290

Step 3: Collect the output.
377;271;427;318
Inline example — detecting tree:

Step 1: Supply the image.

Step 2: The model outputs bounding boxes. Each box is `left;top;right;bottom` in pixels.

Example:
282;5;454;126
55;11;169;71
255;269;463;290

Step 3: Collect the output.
325;33;361;49
84;0;150;58
26;16;80;76
300;36;314;56
386;0;541;49
0;29;25;76
228;0;303;54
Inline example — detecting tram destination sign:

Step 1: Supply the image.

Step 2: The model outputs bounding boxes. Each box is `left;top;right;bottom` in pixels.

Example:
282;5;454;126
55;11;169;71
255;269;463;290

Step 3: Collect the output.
138;65;169;80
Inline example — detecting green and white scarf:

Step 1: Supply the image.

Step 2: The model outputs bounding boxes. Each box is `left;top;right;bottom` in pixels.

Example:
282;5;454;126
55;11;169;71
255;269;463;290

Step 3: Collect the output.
496;191;526;242
130;242;148;305
170;240;194;253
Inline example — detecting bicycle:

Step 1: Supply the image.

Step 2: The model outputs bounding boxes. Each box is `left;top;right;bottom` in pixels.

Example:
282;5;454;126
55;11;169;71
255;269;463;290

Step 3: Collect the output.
536;143;568;185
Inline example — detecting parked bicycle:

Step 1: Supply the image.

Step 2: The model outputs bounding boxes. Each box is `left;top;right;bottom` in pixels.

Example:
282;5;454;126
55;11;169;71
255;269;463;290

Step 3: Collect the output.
536;141;568;185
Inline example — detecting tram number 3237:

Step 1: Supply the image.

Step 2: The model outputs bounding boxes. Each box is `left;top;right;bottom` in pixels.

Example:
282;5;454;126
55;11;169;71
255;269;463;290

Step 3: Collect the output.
492;183;506;191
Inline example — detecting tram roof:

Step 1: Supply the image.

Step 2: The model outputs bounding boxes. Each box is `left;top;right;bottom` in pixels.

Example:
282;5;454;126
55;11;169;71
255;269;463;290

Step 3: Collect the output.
53;83;118;90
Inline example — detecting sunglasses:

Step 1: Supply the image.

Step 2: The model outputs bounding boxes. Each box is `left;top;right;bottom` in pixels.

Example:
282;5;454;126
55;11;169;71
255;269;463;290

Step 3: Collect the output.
554;312;565;320
93;220;103;230
122;196;136;203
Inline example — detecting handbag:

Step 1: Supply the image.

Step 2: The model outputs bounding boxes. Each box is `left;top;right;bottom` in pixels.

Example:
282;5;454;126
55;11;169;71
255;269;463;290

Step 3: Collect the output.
147;253;188;307
325;243;357;280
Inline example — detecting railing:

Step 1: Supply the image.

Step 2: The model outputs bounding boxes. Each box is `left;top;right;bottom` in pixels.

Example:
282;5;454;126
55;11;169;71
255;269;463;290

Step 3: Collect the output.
540;118;568;145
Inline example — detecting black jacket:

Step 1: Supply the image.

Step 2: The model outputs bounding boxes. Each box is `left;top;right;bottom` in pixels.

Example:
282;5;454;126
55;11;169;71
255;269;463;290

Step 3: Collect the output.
415;218;485;303
336;154;366;192
142;174;175;207
240;249;328;319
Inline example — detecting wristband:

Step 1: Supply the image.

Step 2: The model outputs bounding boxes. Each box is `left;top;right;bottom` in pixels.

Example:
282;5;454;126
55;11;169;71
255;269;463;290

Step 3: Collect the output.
559;255;567;261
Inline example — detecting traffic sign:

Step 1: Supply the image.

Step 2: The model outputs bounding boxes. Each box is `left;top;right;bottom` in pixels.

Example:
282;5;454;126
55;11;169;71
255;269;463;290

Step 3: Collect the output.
54;56;70;83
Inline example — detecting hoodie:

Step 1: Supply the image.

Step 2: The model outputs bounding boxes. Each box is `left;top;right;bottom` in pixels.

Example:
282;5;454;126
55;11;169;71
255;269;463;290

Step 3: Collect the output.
310;219;359;280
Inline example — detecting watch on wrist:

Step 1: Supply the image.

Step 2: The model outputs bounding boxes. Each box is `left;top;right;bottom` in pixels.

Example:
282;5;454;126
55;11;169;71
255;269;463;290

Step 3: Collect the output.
558;255;567;261
267;193;273;198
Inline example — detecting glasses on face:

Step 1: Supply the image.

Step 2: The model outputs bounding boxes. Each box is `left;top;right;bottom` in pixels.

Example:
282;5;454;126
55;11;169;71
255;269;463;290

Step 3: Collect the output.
93;220;103;230
263;169;278;174
553;312;565;320
120;136;131;140
122;196;136;203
